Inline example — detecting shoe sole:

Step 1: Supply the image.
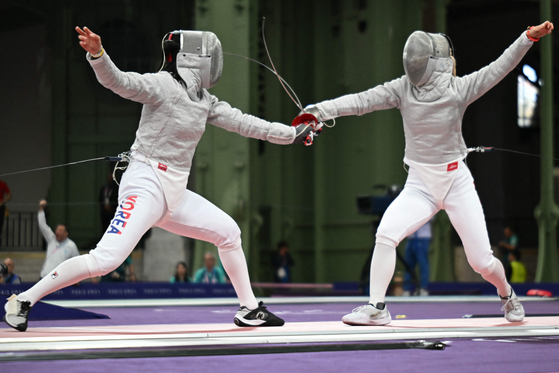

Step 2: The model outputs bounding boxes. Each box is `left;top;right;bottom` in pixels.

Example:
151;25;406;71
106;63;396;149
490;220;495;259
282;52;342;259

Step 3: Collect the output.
234;317;266;327
234;317;284;327
342;318;392;326
505;315;525;322
342;314;392;326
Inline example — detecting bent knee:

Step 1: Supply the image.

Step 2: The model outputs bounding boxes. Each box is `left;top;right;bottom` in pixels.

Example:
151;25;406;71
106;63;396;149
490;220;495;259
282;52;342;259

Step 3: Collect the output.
375;227;401;248
212;219;241;250
88;248;129;276
376;219;420;248
469;255;496;276
215;228;241;250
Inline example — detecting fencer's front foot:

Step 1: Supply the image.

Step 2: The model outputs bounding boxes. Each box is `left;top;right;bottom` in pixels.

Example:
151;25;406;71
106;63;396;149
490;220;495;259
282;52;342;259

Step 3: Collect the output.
342;303;392;326
500;288;524;322
4;294;32;331
234;301;285;327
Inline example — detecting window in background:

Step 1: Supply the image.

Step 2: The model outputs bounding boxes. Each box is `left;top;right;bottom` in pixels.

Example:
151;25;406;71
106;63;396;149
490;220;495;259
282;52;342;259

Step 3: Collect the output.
517;64;540;128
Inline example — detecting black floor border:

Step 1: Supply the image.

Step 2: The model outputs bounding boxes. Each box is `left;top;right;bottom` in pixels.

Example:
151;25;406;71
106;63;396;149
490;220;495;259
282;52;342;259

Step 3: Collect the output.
0;340;447;362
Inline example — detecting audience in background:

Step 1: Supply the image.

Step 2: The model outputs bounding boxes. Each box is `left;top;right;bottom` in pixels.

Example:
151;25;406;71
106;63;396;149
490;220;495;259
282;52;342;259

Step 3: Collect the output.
0;258;21;284
506;249;527;283
403;218;434;296
272;240;295;283
170;261;190;283
99;255;136;282
38;200;80;278
499;226;519;269
0;179;12;248
193;252;226;284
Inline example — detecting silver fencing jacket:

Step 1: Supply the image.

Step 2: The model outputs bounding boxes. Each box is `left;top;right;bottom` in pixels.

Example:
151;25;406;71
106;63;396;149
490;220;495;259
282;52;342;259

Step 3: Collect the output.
311;32;533;166
88;52;296;211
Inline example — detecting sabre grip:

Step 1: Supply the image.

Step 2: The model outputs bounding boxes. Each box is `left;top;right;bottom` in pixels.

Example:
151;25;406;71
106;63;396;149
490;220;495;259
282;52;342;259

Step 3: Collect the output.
293;123;314;145
292;112;319;145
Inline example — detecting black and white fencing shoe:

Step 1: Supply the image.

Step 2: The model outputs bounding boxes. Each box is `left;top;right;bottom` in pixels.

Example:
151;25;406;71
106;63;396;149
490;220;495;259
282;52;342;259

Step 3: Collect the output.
4;294;32;332
234;301;285;327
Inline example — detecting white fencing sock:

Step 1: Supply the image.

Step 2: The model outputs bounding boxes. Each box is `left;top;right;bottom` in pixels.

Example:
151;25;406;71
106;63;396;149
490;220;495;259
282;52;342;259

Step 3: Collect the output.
369;243;397;306
480;257;511;298
218;243;258;310
18;254;99;306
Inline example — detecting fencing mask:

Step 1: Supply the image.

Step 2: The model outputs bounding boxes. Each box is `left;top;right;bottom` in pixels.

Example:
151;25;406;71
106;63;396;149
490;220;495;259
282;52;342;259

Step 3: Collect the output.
159;30;223;89
403;31;454;87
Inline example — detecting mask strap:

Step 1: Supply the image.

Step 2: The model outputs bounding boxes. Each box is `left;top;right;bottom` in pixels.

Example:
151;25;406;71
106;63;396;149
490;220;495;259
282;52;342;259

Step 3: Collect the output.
166;33;174;62
438;33;454;57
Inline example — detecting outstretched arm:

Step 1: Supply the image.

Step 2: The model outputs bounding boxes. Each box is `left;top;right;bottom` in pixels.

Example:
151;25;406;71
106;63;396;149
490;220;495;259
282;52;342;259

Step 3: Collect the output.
207;95;299;145
456;21;553;105
303;77;405;122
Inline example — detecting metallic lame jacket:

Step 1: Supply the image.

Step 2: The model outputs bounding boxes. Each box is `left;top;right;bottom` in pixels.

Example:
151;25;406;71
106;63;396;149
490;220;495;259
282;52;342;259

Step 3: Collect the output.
88;52;296;172
312;32;533;165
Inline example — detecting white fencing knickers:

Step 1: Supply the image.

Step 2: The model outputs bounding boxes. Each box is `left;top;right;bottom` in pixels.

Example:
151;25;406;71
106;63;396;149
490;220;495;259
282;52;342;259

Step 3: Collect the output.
368;162;510;305
18;159;258;309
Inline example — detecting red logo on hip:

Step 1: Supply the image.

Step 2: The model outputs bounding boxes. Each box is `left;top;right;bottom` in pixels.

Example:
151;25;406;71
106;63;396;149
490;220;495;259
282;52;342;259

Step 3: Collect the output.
447;162;458;172
158;163;167;172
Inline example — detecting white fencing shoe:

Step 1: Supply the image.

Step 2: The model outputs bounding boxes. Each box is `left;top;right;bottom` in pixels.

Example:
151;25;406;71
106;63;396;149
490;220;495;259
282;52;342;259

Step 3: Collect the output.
500;288;525;322
342;302;391;326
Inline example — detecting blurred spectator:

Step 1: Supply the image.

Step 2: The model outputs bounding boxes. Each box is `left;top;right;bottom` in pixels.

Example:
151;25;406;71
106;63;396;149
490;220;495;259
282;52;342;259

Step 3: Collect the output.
506;249;527;283
38;200;80;278
391;270;404;296
193;252;226;284
170;261;190;283
498;226;519;269
402;218;433;296
0;258;21;284
101;255;136;282
273;240;295;283
99;173;119;232
0;179;12;247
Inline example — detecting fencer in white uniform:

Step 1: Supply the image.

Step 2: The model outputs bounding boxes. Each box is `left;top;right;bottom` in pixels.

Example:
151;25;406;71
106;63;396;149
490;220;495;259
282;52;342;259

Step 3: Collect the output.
304;22;554;325
3;27;314;331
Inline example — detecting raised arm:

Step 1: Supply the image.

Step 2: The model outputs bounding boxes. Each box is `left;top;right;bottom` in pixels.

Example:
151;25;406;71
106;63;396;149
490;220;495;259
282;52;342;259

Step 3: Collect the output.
37;200;56;243
304;77;405;122
456;21;553;105
206;96;300;145
76;26;172;105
